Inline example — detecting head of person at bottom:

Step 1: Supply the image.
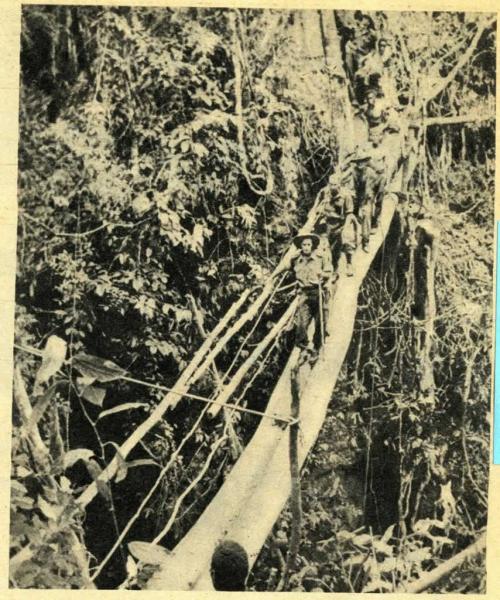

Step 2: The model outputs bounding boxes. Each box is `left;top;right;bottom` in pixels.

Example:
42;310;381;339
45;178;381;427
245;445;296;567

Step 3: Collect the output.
210;540;249;591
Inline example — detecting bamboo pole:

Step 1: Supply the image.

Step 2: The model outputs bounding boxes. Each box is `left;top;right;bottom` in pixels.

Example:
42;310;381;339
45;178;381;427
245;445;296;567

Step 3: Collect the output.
188;294;242;455
208;299;297;413
284;364;302;585
76;290;250;508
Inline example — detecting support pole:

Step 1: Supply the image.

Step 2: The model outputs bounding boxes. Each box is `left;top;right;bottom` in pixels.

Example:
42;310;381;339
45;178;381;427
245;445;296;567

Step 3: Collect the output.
284;364;302;587
318;282;325;349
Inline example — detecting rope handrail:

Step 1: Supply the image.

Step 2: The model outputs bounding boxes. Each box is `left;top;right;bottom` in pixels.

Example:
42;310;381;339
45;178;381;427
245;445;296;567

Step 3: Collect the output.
13;343;297;426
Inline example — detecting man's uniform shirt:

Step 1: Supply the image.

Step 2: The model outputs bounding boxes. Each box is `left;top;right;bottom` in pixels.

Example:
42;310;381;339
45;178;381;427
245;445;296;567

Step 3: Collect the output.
292;249;333;290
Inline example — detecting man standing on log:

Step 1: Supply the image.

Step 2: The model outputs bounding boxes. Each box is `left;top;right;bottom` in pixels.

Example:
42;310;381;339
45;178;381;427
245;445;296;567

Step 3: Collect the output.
355;36;399;107
362;87;401;146
341;210;360;277
285;232;334;360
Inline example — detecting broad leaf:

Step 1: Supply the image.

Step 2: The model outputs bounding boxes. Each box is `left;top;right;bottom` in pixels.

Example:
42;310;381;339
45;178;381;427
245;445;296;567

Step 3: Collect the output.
84;458;103;482
115;458;158;484
372;539;394;557
127;459;158;469
73;353;127;382
115;452;129;484
38;496;62;521
126;555;138;578
33;336;67;395
82;385;106;407
97;402;148;420
63;448;95;469
379;557;398;573
381;524;396;544
406;548;432;563
343;554;366;567
352;533;372;547
76;375;96;392
128;541;170;565
363;579;393;593
26;383;59;431
96;479;112;503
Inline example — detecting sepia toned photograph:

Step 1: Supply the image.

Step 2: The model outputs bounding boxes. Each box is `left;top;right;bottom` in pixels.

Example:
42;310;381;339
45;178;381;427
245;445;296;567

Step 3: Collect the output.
9;4;495;593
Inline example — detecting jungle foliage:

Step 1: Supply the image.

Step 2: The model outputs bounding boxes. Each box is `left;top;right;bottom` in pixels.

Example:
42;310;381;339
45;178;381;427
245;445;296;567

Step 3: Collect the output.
12;6;494;592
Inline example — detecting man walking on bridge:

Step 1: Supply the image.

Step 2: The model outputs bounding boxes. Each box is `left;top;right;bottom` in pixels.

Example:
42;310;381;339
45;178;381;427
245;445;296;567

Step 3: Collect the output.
349;142;386;251
289;232;333;359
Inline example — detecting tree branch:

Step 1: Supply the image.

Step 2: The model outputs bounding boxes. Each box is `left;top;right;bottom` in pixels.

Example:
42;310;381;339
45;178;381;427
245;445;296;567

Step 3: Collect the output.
283;365;302;587
420;113;495;127
397;533;486;593
188;293;242;457
11;367;94;588
231;10;274;196
425;15;496;102
205;300;297;413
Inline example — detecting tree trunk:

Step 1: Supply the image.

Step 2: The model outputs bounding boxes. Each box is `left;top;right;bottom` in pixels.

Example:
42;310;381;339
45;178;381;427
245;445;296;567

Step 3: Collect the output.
413;219;440;402
146;155;409;590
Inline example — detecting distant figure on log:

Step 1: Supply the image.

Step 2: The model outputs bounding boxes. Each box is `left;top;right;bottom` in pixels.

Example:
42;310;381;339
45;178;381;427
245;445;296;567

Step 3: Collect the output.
344;11;378;103
210;540;249;591
355;35;398;107
341;211;361;277
324;179;356;271
349;143;386;252
314;216;334;267
361;87;401;147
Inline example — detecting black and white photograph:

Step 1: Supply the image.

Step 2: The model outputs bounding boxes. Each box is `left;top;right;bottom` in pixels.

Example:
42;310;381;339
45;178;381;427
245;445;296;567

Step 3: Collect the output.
8;3;496;593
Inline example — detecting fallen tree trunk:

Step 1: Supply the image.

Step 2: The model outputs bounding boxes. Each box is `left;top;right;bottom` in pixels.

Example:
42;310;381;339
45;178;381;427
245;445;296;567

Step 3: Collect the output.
77;180;329;509
396;533;486;593
422;113;495;127
145;149;407;589
205;299;297;414
188;294;242;457
176;193;326;408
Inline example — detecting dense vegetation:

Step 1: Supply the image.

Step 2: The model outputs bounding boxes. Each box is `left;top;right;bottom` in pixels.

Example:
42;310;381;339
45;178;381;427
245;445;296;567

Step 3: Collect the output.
11;6;494;591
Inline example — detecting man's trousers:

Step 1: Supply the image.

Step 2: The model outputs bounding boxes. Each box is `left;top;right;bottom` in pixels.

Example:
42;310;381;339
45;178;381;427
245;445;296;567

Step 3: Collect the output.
294;287;328;350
